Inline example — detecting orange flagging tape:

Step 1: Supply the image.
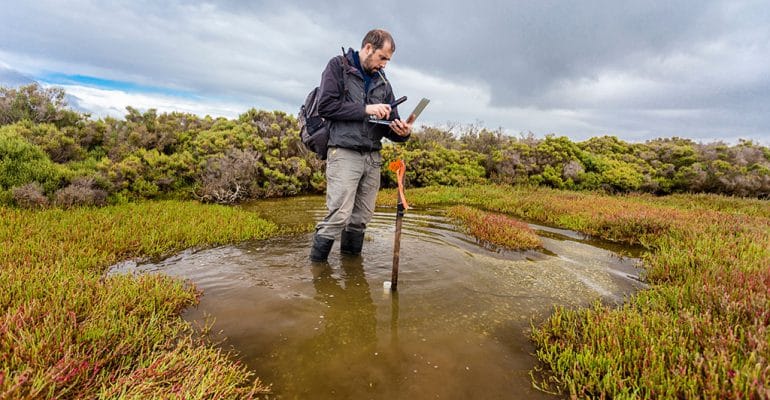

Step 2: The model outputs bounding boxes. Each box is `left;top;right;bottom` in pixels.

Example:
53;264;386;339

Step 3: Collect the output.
388;159;409;210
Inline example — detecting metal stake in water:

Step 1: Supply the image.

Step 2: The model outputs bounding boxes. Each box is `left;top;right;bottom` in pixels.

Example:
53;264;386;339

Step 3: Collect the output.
390;197;405;291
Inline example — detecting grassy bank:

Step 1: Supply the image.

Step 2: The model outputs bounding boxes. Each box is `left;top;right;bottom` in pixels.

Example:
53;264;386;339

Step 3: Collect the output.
379;185;770;398
1;201;278;398
446;205;541;250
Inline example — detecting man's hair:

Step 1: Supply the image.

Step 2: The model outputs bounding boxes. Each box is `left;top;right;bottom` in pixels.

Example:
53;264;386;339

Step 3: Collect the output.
362;29;395;52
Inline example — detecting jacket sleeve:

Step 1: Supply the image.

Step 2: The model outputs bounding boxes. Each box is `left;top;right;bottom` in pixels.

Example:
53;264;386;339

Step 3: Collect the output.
317;57;367;121
384;127;410;142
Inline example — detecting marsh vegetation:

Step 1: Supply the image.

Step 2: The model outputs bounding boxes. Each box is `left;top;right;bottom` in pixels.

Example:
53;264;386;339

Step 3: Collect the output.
2;84;769;398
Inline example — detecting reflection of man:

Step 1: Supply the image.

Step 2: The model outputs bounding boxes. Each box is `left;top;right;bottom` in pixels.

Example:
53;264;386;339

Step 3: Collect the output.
311;258;377;348
275;257;378;397
310;28;412;262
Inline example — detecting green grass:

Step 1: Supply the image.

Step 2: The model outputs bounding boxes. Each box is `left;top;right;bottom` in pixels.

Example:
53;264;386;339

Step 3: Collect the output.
446;205;541;250
379;185;770;398
1;201;279;399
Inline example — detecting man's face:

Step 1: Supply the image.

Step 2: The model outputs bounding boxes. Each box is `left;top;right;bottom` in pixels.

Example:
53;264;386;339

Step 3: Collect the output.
361;42;393;74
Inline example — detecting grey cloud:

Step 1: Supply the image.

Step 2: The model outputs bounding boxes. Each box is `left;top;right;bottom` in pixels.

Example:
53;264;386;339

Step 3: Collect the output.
1;0;768;144
0;1;343;105
212;0;770;120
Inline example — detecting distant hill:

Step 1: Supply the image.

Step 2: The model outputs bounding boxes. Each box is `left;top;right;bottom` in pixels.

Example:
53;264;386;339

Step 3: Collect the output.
0;65;35;87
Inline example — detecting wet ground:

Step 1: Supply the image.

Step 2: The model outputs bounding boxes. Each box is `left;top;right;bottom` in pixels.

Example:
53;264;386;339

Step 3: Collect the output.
110;196;646;399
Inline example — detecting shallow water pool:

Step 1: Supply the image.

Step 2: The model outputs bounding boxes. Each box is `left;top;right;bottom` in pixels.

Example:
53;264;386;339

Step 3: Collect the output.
111;196;646;399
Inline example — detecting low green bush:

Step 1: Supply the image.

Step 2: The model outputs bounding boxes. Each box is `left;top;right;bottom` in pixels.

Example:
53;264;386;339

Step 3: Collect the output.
0;124;64;195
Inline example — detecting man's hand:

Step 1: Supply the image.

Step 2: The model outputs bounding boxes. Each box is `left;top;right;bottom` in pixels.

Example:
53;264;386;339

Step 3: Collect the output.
365;103;391;119
389;119;412;137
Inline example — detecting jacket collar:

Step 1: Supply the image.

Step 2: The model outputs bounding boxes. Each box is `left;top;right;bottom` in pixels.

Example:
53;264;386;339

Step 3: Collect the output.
344;47;387;87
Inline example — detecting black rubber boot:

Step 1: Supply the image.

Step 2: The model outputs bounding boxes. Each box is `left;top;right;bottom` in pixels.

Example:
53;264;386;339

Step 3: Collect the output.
309;235;335;262
340;230;365;255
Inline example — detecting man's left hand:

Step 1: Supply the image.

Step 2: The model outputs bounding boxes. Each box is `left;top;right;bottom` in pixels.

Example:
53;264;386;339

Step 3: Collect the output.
390;119;412;137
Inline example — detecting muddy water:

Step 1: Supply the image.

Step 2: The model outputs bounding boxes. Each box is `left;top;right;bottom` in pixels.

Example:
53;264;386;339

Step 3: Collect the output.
111;196;646;399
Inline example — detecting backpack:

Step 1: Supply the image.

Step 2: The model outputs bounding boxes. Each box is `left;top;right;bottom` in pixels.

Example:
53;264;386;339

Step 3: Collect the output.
298;50;348;160
298;86;330;160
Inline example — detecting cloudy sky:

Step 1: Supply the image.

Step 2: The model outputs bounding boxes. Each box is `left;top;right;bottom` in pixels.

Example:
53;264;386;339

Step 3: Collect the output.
1;0;768;144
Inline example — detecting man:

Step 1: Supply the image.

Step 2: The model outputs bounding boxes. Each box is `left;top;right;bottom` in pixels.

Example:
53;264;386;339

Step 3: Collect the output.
310;29;412;262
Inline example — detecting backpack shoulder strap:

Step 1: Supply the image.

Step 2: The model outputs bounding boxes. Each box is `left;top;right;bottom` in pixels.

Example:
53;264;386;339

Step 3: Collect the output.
340;47;350;67
338;47;349;96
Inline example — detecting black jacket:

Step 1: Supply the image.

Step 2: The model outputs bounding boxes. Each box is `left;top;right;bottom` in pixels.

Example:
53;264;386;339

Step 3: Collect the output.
317;48;409;152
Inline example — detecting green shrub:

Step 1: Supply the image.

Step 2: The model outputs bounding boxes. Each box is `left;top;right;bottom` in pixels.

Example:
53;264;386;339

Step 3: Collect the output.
381;146;486;187
13;121;86;162
0;124;63;196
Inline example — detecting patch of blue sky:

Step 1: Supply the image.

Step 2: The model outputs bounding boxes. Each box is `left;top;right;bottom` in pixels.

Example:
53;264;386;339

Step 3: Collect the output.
38;72;199;99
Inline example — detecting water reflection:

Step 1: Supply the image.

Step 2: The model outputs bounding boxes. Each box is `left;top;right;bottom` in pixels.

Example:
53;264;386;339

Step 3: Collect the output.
267;258;380;398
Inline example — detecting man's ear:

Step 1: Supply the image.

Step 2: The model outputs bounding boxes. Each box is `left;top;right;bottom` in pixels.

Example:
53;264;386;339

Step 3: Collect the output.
361;42;373;55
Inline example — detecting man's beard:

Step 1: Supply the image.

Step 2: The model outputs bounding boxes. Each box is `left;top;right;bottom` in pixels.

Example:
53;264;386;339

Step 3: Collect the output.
362;54;377;73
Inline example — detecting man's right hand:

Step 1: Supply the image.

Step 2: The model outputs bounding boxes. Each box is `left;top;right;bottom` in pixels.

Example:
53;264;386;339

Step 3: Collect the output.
366;103;391;120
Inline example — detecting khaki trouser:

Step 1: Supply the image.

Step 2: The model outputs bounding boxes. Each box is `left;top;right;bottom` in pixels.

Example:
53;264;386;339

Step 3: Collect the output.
315;147;382;239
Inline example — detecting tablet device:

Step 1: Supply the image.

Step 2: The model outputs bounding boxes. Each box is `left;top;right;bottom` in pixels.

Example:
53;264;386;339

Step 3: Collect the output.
368;98;430;125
